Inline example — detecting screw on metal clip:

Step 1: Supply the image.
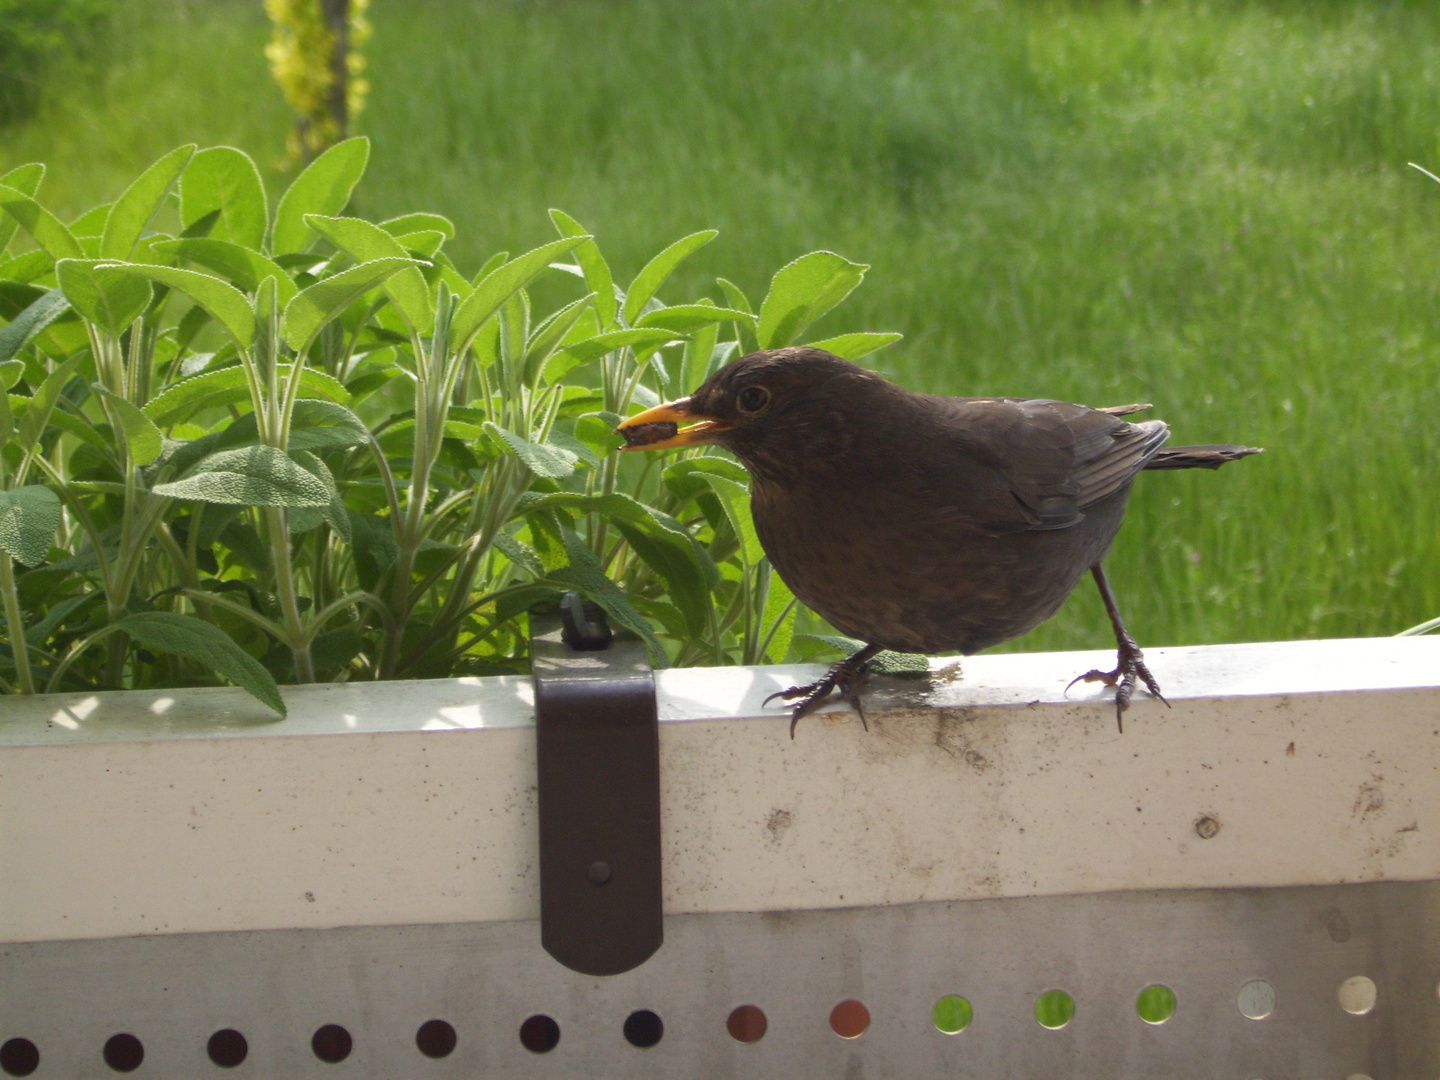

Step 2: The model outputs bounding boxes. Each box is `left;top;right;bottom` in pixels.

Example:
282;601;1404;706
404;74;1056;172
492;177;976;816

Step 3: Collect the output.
559;590;613;651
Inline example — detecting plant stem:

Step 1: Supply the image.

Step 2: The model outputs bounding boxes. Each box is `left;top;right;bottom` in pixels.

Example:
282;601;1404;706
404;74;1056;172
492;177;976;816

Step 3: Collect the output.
154;522;210;621
0;554;34;694
394;459;525;675
265;507;315;682
46;623;125;694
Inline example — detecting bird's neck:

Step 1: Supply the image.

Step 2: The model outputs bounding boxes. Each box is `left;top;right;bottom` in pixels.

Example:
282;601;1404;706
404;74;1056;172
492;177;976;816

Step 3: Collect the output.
729;432;854;489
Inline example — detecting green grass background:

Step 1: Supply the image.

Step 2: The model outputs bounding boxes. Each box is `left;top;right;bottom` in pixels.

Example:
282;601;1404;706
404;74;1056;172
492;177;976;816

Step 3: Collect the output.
6;0;1440;654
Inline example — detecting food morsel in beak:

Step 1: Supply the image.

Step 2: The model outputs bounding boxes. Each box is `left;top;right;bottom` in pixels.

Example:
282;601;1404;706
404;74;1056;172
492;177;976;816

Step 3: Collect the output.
615;399;731;451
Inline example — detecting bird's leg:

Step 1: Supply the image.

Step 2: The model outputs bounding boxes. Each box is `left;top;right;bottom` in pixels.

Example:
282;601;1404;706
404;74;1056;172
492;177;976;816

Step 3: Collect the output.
1065;565;1168;732
764;644;883;739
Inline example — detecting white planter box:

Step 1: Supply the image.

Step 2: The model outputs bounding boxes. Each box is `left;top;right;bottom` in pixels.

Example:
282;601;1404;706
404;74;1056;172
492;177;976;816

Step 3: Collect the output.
5;636;1439;943
2;637;1438;1077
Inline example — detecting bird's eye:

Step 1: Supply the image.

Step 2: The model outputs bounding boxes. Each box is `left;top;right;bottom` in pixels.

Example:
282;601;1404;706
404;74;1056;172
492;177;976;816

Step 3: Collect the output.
737;385;771;414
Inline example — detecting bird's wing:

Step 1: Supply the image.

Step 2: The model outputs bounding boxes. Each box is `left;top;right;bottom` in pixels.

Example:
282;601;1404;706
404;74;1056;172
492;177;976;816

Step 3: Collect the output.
1097;402;1153;416
913;396;1170;532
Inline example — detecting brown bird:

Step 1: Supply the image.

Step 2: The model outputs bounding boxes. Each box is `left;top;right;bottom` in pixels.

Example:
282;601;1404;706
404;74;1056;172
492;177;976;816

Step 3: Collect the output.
617;347;1260;735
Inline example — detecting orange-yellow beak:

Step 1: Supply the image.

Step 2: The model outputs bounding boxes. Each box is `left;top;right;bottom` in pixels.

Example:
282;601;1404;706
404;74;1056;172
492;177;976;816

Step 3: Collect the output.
615;398;732;451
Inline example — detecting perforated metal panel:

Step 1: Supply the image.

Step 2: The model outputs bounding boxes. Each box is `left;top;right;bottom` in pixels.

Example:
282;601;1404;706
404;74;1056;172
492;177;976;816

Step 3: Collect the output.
3;880;1435;1078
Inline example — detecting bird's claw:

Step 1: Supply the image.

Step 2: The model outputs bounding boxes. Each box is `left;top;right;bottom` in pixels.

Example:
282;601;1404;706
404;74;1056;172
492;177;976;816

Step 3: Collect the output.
1065;639;1168;732
765;658;873;739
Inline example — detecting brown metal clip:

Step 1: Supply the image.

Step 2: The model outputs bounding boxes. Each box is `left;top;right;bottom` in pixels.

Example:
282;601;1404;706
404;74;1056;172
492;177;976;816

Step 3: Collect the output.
530;594;663;976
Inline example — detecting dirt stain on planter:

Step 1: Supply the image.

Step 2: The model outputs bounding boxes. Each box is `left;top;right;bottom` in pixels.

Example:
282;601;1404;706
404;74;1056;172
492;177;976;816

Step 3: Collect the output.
765;809;793;842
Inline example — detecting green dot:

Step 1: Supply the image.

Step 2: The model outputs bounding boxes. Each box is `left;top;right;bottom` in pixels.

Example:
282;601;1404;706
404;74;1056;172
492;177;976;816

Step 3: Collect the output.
932;995;972;1034
1136;984;1177;1024
1034;989;1075;1030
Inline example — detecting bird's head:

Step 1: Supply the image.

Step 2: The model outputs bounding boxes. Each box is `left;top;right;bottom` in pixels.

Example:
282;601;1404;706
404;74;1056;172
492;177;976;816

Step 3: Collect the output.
615;347;889;481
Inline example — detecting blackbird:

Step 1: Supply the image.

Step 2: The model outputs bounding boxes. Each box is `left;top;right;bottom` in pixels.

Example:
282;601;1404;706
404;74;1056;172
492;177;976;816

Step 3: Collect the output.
616;347;1260;735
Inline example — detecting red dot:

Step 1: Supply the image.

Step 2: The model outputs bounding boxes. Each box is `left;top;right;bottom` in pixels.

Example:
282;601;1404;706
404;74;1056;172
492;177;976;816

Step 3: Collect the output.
727;1004;767;1043
829;999;870;1039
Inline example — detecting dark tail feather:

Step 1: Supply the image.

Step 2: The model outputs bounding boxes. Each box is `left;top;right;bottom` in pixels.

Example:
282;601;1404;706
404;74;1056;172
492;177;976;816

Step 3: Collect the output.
1144;444;1263;470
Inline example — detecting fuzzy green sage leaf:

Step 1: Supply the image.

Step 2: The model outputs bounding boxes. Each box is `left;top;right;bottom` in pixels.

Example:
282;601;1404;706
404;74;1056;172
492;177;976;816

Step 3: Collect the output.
451;235;589;351
152;445;332;507
622;229;718;326
0;288;68;364
180;146;269;250
0;183;82;261
100;263;256;349
98;144;195;261
757;250;868;350
93;385;163;467
55;260;152;336
150;238;299;307
282;256;425;352
115;611;286;717
803;331;903;361
271;137;370;255
0;485;61;566
483;422;578;479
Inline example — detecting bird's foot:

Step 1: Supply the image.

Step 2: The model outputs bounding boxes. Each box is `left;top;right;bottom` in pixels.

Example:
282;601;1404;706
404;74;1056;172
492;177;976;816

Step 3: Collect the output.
1065;637;1168;732
764;648;878;739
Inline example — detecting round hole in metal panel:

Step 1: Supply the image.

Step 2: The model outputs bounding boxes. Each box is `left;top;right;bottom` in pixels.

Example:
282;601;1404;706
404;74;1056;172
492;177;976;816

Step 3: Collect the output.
1237;979;1276;1020
206;1029;248;1068
102;1033;144;1073
519;1015;560;1054
623;1010;663;1048
0;1038;39;1078
311;1024;352;1064
1034;990;1075;1030
1136;984;1177;1025
587;861;613;885
932;995;973;1034
1338;976;1377;1016
829;999;870;1039
416;1019;457;1059
726;1005;767;1043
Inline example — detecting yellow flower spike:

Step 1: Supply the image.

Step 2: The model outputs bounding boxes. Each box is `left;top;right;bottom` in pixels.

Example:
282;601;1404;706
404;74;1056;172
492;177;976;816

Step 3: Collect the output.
265;0;371;163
